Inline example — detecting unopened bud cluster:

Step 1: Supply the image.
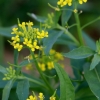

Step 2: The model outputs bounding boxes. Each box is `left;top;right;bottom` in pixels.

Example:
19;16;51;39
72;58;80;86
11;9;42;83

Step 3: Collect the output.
3;66;16;80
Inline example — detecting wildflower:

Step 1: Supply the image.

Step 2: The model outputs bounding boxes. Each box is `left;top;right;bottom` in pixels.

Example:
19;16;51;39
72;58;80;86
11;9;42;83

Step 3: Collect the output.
50;96;56;100
47;62;54;70
38;93;44;100
79;0;87;4
27;95;37;100
38;63;46;71
31;41;40;51
57;0;72;7
37;30;48;39
11;28;18;34
57;0;87;7
9;21;48;52
11;35;20;43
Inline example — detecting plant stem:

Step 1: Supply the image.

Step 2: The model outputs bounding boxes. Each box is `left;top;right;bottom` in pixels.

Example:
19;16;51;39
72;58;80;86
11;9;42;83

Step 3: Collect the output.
31;51;59;99
81;17;100;29
74;13;84;46
17;76;48;89
31;51;54;92
56;24;80;46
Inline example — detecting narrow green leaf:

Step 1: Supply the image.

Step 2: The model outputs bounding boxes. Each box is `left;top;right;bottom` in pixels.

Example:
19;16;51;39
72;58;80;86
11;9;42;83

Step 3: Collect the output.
63;46;95;59
27;13;47;23
90;54;100;70
43;30;63;55
61;5;73;26
54;63;75;100
84;65;100;100
16;80;29;100
0;65;7;74
2;79;15;100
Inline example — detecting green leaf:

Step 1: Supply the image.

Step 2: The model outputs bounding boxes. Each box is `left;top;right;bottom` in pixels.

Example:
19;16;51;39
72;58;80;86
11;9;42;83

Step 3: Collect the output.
53;11;61;25
0;73;7;88
63;46;95;59
16;80;29;100
19;60;33;67
90;54;100;70
56;33;77;46
2;79;15;100
0;65;7;74
43;30;63;55
82;32;96;50
61;5;73;26
84;65;100;100
27;13;47;23
54;63;75;100
76;87;97;100
71;59;85;80
0;27;12;37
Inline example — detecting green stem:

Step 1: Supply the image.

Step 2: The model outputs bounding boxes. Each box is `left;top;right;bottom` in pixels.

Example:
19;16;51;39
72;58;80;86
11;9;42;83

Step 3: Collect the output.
17;76;48;89
31;51;59;99
56;24;80;46
31;51;54;92
74;13;84;46
81;17;100;29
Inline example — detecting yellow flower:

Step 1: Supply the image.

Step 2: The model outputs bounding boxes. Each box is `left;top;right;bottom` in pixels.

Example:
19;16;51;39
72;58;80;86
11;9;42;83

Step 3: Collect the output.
50;96;56;100
55;52;64;61
23;38;32;47
57;0;72;7
79;0;87;4
47;62;54;70
38;63;46;71
27;95;37;100
26;22;33;26
11;28;18;34
38;93;44;100
37;30;48;39
14;43;23;51
11;35;20;43
19;22;27;31
31;41;39;51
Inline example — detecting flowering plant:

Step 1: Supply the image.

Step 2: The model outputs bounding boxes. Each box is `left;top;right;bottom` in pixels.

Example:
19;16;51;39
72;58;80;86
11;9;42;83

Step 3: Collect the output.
0;0;100;100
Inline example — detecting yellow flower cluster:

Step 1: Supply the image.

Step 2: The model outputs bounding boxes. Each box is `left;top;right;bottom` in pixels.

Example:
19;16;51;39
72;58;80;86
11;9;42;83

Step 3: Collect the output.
79;0;87;4
57;0;87;7
38;49;64;71
57;0;72;7
27;92;56;100
25;49;64;71
10;22;48;51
